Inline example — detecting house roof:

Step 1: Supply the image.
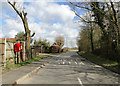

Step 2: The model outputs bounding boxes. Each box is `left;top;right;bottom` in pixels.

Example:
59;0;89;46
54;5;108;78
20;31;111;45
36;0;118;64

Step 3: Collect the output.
51;45;60;47
0;38;18;42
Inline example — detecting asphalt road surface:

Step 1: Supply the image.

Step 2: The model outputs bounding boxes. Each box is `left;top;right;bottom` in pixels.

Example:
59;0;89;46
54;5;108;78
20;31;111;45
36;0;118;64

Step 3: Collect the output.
21;51;120;85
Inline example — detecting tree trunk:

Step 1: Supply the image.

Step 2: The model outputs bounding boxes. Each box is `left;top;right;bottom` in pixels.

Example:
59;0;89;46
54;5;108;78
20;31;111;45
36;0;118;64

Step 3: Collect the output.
90;24;94;52
23;13;32;60
25;32;31;60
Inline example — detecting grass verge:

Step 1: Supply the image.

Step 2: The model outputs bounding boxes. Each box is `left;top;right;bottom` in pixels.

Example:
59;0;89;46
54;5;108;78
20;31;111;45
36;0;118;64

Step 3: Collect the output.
78;52;120;74
2;56;47;73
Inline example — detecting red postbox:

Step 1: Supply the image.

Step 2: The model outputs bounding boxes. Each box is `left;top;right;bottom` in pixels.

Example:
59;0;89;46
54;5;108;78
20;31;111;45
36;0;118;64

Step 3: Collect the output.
14;43;21;52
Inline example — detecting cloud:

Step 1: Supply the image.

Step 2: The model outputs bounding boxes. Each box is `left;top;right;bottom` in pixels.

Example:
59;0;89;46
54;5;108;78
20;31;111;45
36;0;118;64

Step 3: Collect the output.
3;19;24;31
25;1;75;23
8;30;18;38
0;30;4;38
2;1;79;47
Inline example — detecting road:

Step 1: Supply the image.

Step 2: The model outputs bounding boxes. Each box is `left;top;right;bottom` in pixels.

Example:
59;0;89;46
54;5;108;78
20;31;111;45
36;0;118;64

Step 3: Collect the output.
21;51;120;85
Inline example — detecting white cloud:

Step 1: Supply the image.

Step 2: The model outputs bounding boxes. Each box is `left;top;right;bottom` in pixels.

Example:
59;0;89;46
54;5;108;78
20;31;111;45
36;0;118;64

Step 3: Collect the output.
8;30;18;38
2;1;79;48
3;19;24;31
25;2;75;23
0;30;4;38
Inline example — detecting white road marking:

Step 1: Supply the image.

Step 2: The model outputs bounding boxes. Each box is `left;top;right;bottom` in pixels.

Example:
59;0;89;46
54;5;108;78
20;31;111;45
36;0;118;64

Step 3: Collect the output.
77;77;83;86
75;62;77;64
79;62;84;65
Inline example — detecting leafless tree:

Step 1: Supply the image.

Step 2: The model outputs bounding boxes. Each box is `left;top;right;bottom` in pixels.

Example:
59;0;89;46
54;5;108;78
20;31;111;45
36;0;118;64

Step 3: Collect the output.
8;0;35;60
55;35;65;47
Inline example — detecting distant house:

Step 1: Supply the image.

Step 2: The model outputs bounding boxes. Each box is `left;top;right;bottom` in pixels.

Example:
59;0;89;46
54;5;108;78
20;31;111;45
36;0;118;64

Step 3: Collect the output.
50;45;61;53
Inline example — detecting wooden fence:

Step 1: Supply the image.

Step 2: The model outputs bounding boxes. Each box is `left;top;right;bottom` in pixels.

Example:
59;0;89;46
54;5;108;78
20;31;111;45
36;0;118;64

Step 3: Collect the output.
0;38;25;67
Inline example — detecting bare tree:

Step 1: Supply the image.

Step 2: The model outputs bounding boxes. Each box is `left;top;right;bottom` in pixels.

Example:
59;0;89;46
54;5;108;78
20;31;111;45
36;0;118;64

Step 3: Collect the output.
55;35;65;47
8;0;35;59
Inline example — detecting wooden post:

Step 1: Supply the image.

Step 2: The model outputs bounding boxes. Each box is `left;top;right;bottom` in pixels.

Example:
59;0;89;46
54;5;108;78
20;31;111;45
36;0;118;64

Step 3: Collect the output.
0;69;1;86
31;48;32;59
4;38;6;67
0;64;1;86
41;45;42;53
65;37;68;48
24;42;26;61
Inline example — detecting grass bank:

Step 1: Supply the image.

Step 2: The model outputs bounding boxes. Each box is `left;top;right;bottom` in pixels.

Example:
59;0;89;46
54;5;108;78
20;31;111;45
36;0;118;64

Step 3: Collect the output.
78;52;120;74
2;56;47;73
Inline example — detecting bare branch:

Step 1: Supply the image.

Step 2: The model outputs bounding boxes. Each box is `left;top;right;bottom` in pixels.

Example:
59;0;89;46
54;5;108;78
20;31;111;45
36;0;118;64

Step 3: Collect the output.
22;10;27;18
31;32;35;37
74;10;96;24
110;2;119;28
8;0;24;20
105;3;112;13
69;2;92;11
13;1;16;6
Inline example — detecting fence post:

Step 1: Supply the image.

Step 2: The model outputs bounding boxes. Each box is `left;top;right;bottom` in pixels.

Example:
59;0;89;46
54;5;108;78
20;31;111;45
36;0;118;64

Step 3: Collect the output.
23;42;26;61
31;48;32;59
41;45;42;53
4;38;6;67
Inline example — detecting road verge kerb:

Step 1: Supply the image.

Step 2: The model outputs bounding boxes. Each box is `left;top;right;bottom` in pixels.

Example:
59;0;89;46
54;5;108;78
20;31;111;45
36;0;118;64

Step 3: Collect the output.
11;63;48;84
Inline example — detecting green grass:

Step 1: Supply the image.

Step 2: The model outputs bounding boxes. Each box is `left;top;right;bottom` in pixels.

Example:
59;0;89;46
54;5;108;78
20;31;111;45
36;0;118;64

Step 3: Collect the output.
15;56;47;67
78;52;120;74
2;56;47;73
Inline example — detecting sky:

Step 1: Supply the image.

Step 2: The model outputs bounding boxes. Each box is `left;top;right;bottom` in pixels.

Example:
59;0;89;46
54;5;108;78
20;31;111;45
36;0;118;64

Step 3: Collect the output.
0;0;86;48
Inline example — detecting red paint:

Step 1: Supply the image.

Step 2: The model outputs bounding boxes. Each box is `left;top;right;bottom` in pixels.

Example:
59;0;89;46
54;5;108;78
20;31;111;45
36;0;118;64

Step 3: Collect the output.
14;43;21;52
